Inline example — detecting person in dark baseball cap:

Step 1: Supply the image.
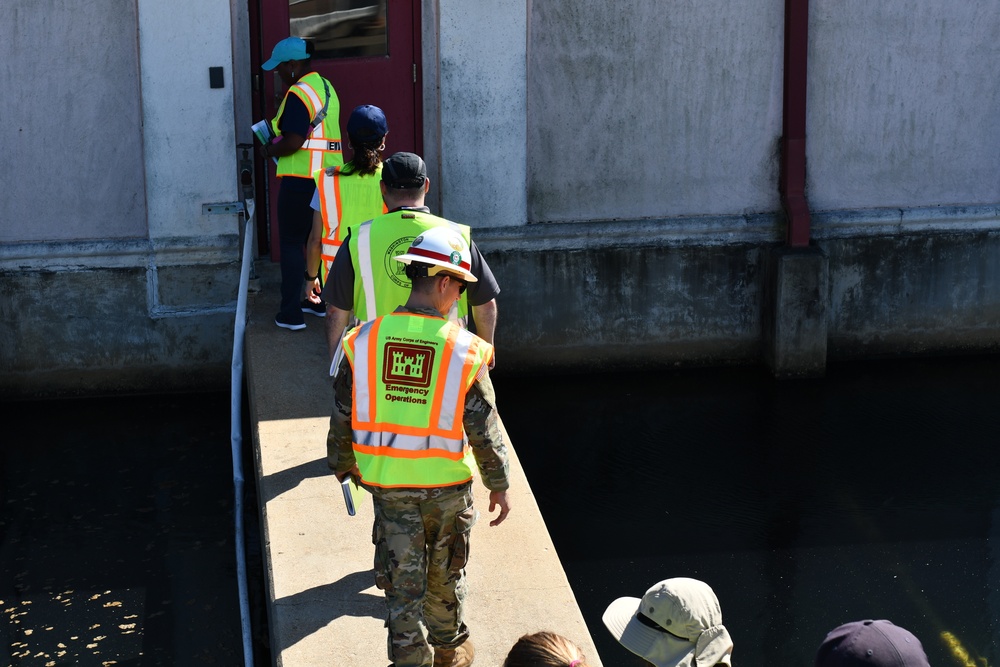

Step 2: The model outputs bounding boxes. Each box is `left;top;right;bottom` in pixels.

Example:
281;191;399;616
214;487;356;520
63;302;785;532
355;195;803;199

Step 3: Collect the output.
346;104;389;143
815;620;930;667
381;151;427;189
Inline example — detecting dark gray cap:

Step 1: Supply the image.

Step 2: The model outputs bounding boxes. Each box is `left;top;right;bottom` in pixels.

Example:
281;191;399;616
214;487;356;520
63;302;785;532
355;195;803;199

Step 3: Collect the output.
382;152;427;189
816;620;930;667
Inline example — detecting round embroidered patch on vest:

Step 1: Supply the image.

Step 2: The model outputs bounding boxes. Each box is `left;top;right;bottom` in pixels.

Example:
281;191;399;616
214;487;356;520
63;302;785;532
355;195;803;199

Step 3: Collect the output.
384;236;415;288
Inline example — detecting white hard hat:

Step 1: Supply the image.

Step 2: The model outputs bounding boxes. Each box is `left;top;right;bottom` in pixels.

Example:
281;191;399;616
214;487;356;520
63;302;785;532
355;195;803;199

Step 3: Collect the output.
394;226;477;283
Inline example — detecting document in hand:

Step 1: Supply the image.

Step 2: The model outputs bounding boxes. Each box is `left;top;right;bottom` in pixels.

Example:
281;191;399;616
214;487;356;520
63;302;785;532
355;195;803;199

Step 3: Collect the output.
251;119;279;165
251;119;274;144
341;476;366;516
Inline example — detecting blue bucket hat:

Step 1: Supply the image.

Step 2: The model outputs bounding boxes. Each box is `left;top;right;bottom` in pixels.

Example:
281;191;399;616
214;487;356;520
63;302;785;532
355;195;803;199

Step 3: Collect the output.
347;105;389;142
262;37;309;71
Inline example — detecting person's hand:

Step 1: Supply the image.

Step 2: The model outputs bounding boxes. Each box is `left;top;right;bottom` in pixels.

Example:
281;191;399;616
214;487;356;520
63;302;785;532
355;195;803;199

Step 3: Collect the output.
258;143;270;159
305;278;322;301
335;464;359;483
487;490;510;526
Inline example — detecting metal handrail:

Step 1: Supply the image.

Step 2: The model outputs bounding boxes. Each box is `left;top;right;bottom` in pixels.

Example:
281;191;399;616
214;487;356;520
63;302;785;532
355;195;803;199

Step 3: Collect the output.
230;198;257;667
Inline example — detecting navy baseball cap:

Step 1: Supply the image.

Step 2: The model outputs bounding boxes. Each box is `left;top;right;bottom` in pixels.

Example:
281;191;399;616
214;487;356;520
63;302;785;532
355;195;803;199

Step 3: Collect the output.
347;105;388;142
382;152;427;189
816;620;930;667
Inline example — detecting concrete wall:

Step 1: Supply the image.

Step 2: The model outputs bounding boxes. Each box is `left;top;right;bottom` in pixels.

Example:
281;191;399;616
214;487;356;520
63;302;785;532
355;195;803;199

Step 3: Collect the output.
1;0;147;242
0;265;236;397
482;224;768;371
526;0;785;223
138;0;241;242
4;0;1000;396
816;206;1000;357
479;207;1000;373
0;0;243;398
807;2;1000;211
433;0;527;228
460;0;998;375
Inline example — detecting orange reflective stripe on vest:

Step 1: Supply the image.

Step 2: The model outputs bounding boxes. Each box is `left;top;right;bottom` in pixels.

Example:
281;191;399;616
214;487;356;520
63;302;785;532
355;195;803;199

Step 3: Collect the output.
273;72;342;179
318;166;345;276
315;164;387;282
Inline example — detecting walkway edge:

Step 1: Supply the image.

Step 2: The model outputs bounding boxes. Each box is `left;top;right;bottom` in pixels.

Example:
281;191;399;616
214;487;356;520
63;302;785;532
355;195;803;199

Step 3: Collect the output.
244;261;603;666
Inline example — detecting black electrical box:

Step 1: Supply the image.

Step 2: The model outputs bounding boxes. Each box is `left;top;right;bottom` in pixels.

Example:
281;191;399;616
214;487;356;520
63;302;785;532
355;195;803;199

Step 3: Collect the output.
209;67;224;89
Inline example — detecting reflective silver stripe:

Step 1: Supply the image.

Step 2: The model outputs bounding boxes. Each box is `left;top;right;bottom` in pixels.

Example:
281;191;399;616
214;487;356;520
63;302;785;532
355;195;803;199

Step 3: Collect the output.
309;146;322;174
353;323;373;422
295;78;335;175
328;312;359;377
303;138;339;150
295;81;323;116
353;430;464;453
357;221;377;320
437;330;474;430
319;171;340;233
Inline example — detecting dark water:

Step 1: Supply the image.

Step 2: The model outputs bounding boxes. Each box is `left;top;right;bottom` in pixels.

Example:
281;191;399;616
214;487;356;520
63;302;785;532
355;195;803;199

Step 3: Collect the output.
4;357;998;666
495;355;1000;667
1;391;266;666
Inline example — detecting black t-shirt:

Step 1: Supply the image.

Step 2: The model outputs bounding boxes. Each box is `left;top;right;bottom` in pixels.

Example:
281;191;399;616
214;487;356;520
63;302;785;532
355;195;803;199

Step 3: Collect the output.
279;89;311;138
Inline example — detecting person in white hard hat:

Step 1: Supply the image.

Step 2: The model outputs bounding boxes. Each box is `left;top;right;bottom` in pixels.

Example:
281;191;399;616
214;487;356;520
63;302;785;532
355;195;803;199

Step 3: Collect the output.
328;226;511;667
602;577;734;667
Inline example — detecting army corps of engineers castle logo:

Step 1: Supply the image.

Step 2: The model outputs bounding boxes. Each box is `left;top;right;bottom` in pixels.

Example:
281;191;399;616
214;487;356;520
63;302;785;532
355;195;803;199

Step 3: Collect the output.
382;342;436;403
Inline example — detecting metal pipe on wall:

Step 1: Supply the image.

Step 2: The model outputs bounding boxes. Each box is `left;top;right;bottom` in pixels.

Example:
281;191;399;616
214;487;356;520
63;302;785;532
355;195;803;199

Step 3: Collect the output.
780;0;811;247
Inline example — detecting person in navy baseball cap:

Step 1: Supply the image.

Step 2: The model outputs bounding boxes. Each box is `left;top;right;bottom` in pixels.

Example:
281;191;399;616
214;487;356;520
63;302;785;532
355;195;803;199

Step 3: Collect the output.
347;105;388;143
816;620;930;667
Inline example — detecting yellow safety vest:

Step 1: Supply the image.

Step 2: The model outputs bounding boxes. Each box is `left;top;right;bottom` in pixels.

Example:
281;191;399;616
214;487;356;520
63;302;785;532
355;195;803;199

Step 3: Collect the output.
347;210;472;324
272;72;342;178
314;163;387;282
343;312;493;489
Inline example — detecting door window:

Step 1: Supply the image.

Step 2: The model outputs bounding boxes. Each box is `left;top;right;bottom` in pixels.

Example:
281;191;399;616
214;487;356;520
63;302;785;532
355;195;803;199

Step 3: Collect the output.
289;0;388;59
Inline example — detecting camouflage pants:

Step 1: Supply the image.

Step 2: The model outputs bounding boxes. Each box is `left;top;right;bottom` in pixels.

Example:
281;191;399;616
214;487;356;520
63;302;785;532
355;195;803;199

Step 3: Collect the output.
372;483;477;667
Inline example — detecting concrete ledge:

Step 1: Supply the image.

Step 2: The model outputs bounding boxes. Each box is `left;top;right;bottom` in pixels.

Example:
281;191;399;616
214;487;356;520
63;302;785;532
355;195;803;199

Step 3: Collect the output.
764;245;829;378
244;261;602;666
6;204;1000;395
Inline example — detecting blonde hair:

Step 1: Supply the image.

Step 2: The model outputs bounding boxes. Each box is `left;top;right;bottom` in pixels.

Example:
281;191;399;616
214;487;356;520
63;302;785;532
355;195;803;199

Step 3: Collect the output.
503;632;591;667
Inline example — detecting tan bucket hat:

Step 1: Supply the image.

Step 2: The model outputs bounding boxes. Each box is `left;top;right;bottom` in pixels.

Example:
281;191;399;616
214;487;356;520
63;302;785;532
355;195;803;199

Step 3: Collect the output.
602;577;733;667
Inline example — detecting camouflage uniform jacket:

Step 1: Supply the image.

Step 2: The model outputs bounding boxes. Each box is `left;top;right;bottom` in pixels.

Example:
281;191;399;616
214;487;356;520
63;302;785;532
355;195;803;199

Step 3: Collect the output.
328;305;510;493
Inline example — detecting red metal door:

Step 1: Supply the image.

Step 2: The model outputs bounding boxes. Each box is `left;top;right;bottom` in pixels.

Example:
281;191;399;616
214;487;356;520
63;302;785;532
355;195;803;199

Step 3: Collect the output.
255;0;422;260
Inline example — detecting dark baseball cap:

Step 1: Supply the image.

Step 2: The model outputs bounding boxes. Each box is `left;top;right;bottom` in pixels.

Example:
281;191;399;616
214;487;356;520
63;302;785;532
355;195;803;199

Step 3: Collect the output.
816;620;930;667
347;105;388;142
382;152;427;189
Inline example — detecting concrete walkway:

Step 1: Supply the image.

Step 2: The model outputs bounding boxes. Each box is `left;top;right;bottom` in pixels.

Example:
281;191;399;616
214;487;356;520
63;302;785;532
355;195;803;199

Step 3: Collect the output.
244;261;602;667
